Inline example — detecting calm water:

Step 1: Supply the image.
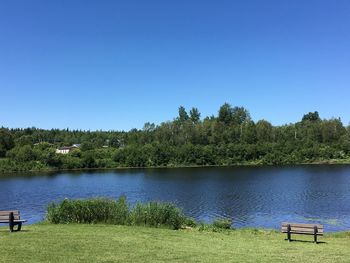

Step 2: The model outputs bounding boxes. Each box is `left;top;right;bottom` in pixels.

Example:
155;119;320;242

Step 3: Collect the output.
1;165;350;232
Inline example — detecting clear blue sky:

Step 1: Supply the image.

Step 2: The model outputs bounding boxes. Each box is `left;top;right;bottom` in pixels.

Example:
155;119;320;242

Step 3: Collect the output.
1;0;349;131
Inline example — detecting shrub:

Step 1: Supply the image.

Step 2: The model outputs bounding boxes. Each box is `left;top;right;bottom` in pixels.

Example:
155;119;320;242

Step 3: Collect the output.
198;222;211;231
184;217;197;227
212;218;232;230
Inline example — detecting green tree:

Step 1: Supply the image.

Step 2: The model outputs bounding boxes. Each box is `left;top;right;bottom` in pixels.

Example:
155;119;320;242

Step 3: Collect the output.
256;120;273;142
14;135;34;146
321;118;346;143
302;111;320;122
81;142;94;151
7;145;36;162
232;106;251;125
218;103;233;124
178;106;189;122
143;122;156;132
82;151;97;168
189;107;201;124
0;129;14;157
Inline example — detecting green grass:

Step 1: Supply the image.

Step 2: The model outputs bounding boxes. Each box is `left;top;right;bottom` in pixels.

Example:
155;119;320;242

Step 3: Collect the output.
1;224;350;262
47;197;187;230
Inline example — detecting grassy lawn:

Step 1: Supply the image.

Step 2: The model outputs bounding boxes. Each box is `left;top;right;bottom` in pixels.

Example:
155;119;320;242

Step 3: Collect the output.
0;224;350;262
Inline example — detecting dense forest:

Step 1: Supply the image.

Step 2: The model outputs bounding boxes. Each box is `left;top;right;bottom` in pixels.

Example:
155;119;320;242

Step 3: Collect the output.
1;103;350;173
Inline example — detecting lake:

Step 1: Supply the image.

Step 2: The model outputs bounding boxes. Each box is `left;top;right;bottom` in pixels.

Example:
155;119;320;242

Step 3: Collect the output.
1;165;350;232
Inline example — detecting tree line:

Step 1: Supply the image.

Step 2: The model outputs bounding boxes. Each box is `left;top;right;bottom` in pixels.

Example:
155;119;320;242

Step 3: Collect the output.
1;103;349;172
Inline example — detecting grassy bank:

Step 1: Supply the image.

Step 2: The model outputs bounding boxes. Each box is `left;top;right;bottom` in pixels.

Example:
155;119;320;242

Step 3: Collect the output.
0;224;349;262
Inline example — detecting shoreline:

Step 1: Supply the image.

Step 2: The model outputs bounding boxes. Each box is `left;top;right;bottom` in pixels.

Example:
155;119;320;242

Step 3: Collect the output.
1;221;350;234
1;159;350;175
18;221;349;233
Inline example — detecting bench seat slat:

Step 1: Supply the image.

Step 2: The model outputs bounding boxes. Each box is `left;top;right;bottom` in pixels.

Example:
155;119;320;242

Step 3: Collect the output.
0;219;27;223
281;225;323;230
0;213;20;217
0;216;20;220
281;227;324;233
282;230;323;236
0;210;19;214
281;222;323;229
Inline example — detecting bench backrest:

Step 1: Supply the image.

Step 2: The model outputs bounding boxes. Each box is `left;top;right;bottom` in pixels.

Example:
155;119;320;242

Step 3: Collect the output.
281;222;324;234
0;210;21;221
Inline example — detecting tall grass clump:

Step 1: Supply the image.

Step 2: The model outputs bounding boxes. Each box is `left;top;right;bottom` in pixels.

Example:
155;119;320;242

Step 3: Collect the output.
198;218;233;232
47;197;129;224
130;202;184;229
46;197;187;230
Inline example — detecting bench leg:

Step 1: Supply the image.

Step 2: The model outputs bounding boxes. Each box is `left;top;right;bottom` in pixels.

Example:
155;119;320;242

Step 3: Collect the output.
9;222;22;232
285;231;291;241
9;212;14;232
313;226;318;244
287;224;291;242
9;223;14;232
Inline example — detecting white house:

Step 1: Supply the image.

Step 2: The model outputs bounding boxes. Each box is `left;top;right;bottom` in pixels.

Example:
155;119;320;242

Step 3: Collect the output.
55;146;73;154
55;144;81;154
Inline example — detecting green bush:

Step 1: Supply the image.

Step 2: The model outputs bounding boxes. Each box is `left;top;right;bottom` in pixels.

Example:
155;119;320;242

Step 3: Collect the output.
198;222;211;231
212;218;232;230
184;217;197;227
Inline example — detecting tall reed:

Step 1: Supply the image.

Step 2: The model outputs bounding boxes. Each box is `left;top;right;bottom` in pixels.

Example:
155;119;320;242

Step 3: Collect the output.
46;197;129;224
47;197;186;229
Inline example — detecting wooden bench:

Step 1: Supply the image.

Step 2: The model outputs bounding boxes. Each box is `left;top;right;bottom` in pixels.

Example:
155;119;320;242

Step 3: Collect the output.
281;222;324;243
0;210;27;232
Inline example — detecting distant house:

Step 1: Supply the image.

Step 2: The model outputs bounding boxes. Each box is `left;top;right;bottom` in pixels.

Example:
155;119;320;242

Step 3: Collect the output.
55;147;72;154
56;144;81;154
